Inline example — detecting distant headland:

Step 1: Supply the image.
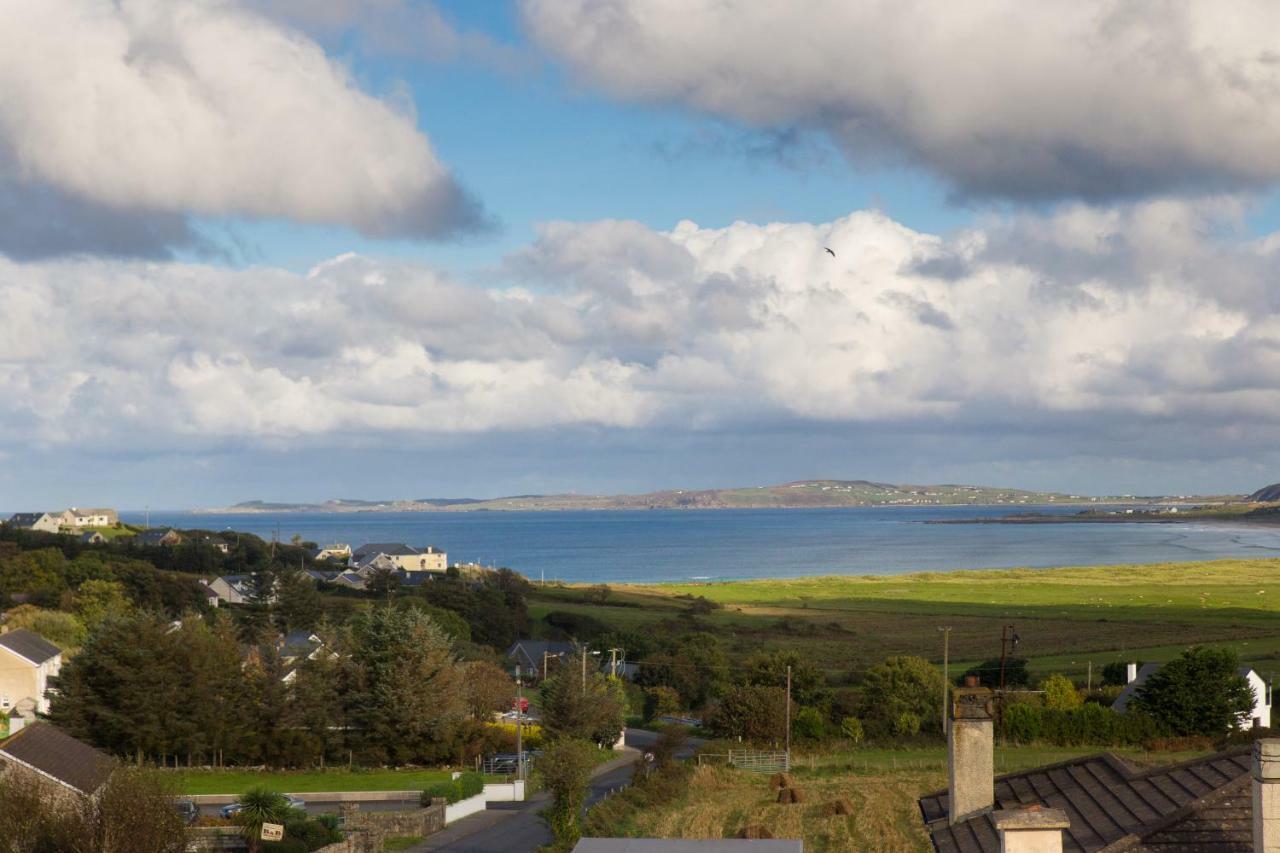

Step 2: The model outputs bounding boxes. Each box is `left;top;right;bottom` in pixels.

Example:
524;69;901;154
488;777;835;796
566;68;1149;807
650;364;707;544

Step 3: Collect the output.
200;479;1233;514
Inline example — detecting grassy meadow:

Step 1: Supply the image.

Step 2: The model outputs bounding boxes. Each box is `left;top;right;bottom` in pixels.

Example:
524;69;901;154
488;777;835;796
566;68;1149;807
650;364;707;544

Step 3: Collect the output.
177;767;485;795
530;557;1280;680
604;745;1206;852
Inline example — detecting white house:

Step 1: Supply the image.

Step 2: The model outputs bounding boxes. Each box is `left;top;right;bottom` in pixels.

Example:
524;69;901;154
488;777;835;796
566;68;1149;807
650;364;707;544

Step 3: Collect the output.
1113;661;1271;728
350;543;447;573
64;508;118;528
0;630;63;718
204;574;257;606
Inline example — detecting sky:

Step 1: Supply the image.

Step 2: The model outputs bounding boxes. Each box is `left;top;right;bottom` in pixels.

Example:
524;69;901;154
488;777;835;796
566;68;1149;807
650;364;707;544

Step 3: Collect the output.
5;1;1280;507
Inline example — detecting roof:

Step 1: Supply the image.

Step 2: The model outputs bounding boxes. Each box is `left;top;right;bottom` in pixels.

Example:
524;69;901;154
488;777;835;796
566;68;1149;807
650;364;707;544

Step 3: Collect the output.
133;528;179;546
507;640;577;666
919;749;1253;852
69;508;115;517
0;629;62;665
1114;664;1260;714
7;513;49;527
352;542;419;559
0;723;116;795
573;842;802;852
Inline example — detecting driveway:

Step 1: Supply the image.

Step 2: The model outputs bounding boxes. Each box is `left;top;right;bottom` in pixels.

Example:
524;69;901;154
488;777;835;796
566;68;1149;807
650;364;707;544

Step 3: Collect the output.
411;728;678;853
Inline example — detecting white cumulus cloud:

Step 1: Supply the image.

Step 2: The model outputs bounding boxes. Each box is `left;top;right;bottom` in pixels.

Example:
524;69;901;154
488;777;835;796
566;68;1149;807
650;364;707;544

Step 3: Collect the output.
0;0;485;246
522;0;1280;200
3;201;1279;459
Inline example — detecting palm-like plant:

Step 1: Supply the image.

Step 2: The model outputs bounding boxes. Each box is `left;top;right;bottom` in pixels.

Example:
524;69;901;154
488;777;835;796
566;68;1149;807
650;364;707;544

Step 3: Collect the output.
234;786;289;852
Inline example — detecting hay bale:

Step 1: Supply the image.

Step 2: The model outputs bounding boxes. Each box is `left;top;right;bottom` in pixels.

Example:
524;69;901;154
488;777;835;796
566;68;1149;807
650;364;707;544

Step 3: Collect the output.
822;797;855;816
740;825;774;839
776;785;805;804
769;772;796;790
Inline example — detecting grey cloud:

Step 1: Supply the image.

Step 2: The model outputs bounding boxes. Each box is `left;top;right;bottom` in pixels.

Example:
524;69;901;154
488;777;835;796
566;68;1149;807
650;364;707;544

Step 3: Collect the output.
0;177;209;261
523;0;1280;201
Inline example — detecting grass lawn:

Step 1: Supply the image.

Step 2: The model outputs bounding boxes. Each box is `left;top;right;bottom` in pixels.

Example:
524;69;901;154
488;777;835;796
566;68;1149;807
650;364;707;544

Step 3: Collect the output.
384;838;424;852
178;768;496;795
530;557;1280;679
601;744;1208;852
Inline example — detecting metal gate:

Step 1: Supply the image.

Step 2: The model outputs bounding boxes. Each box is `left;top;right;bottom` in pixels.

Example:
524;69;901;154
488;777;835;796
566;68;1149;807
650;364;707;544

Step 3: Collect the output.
727;749;790;772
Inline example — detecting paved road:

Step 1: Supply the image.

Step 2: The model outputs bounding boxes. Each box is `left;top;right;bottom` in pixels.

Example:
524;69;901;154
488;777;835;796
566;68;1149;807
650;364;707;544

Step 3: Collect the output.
411;729;667;853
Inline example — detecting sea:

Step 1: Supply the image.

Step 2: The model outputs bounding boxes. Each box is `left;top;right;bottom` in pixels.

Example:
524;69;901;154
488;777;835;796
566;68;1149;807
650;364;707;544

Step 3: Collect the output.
116;505;1280;585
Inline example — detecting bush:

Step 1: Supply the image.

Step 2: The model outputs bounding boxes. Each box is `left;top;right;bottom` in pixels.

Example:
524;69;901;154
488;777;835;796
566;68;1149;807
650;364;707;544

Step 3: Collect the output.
890;711;921;737
792;707;826;741
1003;703;1041;744
839;717;864;744
1041;674;1083;710
421;772;486;806
643;686;682;722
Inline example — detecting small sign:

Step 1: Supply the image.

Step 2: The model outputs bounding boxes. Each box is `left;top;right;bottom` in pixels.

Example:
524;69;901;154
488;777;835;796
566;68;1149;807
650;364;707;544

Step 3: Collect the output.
261;823;284;841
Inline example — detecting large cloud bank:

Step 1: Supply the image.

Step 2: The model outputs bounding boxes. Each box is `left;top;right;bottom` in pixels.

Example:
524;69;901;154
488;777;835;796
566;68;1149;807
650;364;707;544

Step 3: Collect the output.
0;0;484;257
523;0;1280;200
2;202;1275;454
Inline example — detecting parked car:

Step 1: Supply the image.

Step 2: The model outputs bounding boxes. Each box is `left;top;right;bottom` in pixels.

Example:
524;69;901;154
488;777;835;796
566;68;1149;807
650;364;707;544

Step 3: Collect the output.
219;796;305;819
173;800;198;825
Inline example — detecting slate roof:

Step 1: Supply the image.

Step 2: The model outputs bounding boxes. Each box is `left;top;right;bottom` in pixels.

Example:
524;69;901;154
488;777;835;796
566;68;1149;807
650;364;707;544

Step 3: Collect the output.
133;528;180;547
352;542;419;559
0;723;116;795
507;640;577;669
920;750;1252;852
0;629;62;665
6;513;46;527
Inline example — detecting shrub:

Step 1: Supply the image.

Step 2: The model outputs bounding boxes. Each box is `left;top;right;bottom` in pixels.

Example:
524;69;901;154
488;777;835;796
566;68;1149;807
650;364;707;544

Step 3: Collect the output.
643;686;682;722
891;711;921;737
1003;703;1041;744
1041;674;1083;710
421;772;486;806
839;717;864;744
792;707;826;741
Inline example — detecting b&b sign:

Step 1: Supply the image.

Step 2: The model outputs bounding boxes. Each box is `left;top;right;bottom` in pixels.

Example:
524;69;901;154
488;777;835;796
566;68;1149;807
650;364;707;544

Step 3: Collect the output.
261;823;284;841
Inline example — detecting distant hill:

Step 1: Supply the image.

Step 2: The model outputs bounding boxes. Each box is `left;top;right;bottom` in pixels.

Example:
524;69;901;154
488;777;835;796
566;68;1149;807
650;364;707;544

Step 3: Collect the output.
1248;483;1280;502
211;480;1118;513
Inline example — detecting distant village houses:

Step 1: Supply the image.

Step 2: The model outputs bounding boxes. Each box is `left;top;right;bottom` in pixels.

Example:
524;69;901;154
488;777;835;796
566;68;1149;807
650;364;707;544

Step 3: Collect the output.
1113;661;1272;728
6;507;119;534
350;542;447;574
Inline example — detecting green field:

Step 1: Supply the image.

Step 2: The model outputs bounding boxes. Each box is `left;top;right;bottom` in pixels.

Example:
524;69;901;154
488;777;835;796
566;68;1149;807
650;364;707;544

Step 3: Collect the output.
177;768;492;795
530;557;1280;680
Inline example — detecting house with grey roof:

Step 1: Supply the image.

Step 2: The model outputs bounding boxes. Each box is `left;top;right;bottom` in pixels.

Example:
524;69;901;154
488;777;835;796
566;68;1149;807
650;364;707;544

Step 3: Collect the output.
507;640;577;678
5;513;62;534
1113;661;1271;728
0;722;116;797
351;542;447;574
0;629;63;717
133;527;182;548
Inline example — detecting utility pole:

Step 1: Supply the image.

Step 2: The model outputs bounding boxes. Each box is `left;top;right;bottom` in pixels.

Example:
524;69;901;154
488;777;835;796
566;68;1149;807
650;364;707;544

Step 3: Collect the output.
543;650;550;680
515;666;525;782
999;625;1020;692
1087;661;1093;693
938;626;952;735
785;665;792;763
608;648;621;679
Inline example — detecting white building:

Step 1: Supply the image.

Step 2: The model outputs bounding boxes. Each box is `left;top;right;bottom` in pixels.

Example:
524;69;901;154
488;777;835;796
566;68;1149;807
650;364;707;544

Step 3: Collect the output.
1113;661;1271;728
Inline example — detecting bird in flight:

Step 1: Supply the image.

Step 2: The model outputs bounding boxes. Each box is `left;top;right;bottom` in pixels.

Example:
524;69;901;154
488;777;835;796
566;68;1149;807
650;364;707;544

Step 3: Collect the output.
824;247;836;257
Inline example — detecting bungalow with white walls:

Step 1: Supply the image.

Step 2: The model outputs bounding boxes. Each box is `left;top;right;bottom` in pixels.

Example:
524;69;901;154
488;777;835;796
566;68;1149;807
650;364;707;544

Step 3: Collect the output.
0;629;62;718
1112;660;1271;728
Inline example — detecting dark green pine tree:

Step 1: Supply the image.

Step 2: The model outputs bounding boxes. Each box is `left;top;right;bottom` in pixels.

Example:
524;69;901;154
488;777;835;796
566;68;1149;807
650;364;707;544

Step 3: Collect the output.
1132;646;1255;737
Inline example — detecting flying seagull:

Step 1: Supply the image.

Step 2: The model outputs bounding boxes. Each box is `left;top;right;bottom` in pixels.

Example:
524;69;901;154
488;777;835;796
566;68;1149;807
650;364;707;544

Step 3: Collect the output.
824;247;835;257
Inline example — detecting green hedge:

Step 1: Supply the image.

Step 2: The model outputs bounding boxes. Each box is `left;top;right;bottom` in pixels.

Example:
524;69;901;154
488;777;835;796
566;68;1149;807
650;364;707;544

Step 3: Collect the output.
420;771;485;805
1002;702;1158;747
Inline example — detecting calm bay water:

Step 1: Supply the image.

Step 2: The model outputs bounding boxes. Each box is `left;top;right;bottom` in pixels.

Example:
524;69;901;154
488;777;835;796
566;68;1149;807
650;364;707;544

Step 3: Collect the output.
117;505;1280;585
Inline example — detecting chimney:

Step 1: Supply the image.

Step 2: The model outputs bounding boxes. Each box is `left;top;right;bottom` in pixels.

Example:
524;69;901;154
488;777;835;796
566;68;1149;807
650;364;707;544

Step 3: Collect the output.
1254;739;1280;852
949;675;995;824
1126;663;1138;684
994;805;1069;853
